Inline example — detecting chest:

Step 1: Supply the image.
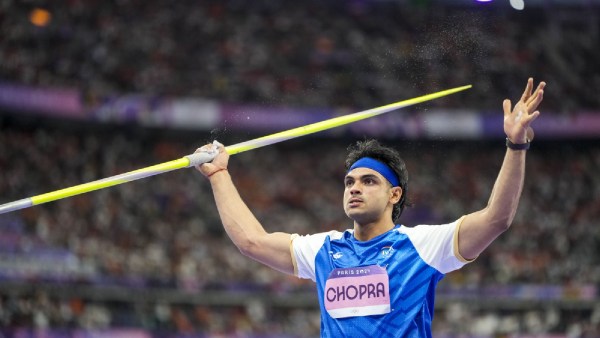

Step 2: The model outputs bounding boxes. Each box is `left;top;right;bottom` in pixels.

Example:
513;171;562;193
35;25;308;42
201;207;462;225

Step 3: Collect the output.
316;236;440;320
320;236;420;272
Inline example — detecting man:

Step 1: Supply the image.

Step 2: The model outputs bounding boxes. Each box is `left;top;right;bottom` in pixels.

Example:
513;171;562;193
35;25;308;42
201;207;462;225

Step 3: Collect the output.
195;78;545;337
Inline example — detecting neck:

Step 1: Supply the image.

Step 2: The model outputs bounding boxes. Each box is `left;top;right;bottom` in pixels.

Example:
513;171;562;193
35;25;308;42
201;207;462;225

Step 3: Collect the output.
353;220;395;241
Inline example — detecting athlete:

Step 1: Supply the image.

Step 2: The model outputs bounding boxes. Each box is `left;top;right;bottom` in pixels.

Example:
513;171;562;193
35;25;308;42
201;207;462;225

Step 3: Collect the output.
195;78;546;337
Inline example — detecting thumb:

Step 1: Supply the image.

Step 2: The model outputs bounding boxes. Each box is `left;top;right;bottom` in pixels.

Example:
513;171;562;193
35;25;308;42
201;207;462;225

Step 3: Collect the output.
503;99;512;116
526;127;535;141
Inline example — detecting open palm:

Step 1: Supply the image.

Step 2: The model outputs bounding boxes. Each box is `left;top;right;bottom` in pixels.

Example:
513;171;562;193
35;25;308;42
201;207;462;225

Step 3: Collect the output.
503;78;546;144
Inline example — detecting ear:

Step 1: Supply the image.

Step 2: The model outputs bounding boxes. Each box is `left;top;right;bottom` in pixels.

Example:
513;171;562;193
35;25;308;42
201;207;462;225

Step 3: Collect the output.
390;186;403;204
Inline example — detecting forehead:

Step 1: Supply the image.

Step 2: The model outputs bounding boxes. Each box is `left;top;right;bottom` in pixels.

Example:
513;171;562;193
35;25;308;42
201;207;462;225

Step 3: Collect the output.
345;167;384;179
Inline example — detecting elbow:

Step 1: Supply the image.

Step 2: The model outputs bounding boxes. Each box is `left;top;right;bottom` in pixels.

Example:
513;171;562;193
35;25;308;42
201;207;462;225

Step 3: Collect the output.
483;208;514;232
236;236;261;259
490;218;512;232
236;241;254;257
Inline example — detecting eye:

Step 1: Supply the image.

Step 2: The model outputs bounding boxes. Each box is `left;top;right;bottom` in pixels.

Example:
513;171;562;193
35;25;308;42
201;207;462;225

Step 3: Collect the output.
364;177;376;185
344;179;354;187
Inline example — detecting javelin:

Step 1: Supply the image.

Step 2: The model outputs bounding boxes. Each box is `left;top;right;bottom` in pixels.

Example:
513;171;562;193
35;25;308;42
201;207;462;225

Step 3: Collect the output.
0;85;471;215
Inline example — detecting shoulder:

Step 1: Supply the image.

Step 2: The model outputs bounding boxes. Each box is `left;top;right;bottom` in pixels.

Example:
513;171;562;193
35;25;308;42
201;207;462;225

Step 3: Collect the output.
398;219;462;237
292;229;349;247
291;229;351;280
397;218;469;273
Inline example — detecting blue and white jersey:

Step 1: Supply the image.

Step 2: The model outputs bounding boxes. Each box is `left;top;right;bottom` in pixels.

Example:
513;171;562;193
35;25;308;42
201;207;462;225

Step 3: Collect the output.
291;217;471;338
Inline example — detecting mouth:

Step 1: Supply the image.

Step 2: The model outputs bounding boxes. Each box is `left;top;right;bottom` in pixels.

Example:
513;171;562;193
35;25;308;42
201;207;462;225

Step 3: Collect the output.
348;198;363;207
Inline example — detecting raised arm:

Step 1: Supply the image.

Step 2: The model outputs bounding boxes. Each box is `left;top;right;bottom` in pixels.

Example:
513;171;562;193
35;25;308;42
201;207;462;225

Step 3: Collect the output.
195;142;295;275
458;78;546;260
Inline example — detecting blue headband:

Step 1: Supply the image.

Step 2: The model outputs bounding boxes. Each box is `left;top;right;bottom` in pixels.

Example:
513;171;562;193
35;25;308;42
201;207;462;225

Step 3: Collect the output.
348;157;400;187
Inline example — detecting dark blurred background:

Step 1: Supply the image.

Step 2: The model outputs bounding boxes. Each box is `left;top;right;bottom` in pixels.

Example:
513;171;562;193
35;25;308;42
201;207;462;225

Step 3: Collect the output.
1;0;599;337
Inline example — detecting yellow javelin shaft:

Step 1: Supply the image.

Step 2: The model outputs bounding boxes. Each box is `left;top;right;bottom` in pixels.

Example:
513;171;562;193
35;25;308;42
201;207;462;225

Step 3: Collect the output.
0;84;471;214
226;85;471;155
31;159;190;205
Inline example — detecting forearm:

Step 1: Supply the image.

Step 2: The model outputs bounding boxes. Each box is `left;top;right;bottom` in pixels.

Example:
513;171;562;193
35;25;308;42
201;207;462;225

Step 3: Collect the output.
484;148;527;229
458;78;543;259
458;148;527;259
195;143;294;274
208;170;268;254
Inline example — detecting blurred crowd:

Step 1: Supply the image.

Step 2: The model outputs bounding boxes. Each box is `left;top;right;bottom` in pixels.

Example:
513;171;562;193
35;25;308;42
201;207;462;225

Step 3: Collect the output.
0;292;598;337
2;126;599;289
1;0;599;113
0;123;599;336
0;291;322;338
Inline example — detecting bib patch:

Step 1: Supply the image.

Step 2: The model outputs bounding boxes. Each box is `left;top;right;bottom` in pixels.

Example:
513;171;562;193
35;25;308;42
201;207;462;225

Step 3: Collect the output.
324;265;391;318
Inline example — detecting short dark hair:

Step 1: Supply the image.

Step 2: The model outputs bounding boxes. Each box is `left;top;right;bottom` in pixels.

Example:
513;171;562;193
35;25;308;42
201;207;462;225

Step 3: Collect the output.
345;139;411;222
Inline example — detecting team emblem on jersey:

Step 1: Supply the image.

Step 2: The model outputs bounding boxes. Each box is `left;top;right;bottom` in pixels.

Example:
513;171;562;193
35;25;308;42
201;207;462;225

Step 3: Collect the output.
380;246;394;258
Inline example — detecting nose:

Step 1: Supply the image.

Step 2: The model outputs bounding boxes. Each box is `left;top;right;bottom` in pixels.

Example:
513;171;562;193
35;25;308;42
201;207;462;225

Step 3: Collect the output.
348;182;362;195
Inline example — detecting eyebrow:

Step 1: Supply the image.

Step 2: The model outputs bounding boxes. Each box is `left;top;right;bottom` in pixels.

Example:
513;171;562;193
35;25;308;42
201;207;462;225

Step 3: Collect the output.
344;174;382;181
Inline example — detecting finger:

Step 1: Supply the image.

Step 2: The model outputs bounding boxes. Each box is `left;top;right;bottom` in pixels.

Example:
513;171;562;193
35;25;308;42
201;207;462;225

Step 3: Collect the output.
526;110;540;124
213;140;227;154
197;160;215;171
195;142;218;154
503;99;512;116
535;81;546;93
528;90;544;112
526;81;546;105
521;78;534;102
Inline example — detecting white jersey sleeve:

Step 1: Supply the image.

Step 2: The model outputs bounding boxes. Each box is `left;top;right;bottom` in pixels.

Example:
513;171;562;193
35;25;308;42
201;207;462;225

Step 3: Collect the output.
291;230;345;281
399;216;473;274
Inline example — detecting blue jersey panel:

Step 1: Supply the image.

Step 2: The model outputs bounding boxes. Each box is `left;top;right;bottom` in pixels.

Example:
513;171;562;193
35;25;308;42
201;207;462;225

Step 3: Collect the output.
314;226;445;338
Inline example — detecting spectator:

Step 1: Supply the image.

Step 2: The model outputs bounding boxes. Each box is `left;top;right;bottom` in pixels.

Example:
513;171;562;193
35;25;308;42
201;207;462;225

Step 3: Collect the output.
0;1;598;112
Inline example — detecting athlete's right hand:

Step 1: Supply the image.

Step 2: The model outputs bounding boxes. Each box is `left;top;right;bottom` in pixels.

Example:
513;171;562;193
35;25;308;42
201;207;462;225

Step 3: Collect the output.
195;141;229;178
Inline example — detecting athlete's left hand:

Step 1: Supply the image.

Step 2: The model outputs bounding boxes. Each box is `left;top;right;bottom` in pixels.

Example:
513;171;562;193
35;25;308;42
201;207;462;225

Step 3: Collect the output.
503;78;546;144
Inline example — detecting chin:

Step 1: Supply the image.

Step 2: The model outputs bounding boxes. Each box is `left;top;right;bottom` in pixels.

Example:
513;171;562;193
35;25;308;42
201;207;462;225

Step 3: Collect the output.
346;211;373;225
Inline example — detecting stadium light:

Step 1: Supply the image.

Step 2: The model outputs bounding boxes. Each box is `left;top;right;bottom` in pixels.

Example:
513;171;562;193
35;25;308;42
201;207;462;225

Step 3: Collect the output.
510;0;525;10
474;0;525;10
